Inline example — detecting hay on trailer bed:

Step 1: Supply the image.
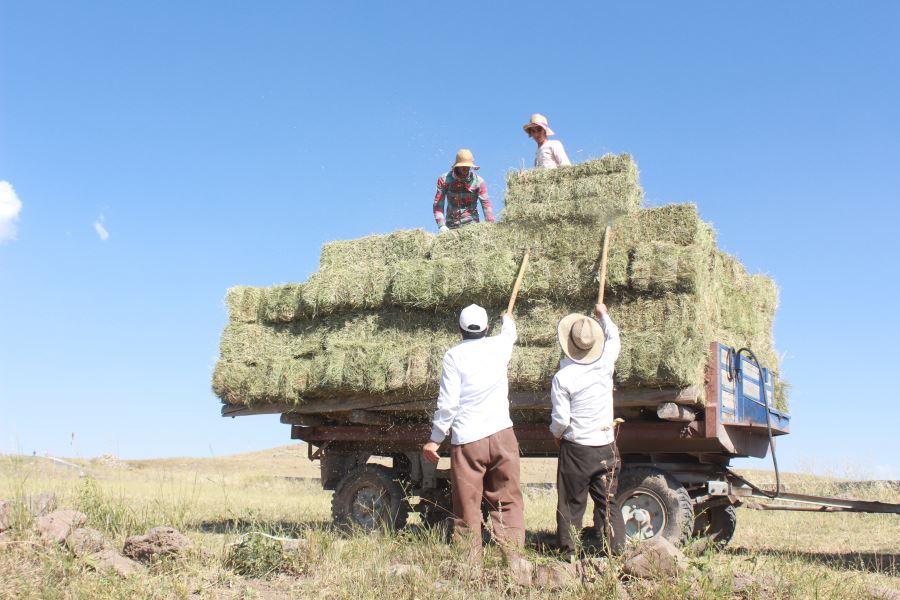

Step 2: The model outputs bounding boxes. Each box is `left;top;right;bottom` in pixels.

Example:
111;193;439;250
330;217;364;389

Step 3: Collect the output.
229;204;719;322
214;153;785;412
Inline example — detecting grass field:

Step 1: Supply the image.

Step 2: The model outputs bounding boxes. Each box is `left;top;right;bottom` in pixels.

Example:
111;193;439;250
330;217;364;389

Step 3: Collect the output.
1;445;897;599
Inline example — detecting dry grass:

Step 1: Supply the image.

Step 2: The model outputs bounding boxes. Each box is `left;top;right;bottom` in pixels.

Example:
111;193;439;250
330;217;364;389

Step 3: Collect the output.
1;448;896;599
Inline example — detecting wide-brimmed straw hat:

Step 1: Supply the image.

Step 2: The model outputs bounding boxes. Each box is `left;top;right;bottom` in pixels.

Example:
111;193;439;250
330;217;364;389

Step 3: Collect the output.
557;313;605;364
522;113;556;136
452;148;479;170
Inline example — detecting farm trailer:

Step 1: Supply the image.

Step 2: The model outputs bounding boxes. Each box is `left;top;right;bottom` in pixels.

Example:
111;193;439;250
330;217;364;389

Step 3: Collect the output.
222;342;898;548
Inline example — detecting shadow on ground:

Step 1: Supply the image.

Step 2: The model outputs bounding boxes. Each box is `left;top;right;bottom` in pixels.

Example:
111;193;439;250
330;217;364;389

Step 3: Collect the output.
730;547;898;575
192;518;333;537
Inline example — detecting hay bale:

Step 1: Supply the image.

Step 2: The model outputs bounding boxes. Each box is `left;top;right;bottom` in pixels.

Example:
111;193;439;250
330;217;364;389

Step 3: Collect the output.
214;153;786;411
253;205;714;321
318;229;434;272
503;156;642;224
214;286;784;410
226;286;265;324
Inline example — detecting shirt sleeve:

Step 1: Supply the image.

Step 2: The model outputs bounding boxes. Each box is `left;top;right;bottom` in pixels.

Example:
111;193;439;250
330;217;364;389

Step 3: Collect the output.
552;141;571;166
478;179;494;223
500;314;517;344
598;313;621;367
433;176;447;227
430;352;460;443
549;373;571;439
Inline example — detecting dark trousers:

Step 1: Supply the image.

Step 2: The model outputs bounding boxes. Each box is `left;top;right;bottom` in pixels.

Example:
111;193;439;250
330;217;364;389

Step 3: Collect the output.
556;440;625;554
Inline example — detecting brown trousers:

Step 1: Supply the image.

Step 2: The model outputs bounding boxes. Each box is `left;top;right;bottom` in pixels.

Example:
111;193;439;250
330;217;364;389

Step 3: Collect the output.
450;427;525;549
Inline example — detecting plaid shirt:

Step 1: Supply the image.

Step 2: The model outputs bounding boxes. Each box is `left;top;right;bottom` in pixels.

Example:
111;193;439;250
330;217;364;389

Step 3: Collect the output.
433;170;494;228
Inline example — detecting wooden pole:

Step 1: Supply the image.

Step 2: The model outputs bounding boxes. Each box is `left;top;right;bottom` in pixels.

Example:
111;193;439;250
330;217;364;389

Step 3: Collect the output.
597;225;612;305
506;248;531;314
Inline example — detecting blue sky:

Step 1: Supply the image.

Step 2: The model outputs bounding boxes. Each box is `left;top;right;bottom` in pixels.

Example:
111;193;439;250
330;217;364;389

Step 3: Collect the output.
1;2;898;479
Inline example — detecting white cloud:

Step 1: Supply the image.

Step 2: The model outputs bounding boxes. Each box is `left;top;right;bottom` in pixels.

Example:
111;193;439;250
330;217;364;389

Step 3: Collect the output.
93;216;109;241
0;180;23;243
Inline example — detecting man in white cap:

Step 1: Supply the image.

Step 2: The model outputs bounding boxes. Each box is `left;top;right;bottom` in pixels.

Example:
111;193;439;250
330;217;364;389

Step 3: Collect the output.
433;149;494;233
422;304;525;555
523;113;571;169
551;303;625;557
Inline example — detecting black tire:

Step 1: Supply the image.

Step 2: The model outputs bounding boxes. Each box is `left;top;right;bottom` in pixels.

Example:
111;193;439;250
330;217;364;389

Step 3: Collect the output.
692;504;737;550
615;467;693;547
332;465;410;532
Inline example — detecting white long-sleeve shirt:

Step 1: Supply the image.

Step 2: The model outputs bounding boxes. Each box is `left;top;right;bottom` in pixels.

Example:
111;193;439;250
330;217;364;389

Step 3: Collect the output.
429;315;517;445
549;314;621;446
534;139;571;169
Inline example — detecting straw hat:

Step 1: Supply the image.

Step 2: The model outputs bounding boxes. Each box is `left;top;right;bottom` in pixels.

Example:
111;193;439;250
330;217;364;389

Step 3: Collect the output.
452;148;479;170
522;113;555;136
557;313;605;364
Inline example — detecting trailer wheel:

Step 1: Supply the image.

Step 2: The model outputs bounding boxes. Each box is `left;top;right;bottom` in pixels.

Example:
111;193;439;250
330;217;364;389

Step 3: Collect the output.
332;465;410;532
615;467;693;546
692;504;737;550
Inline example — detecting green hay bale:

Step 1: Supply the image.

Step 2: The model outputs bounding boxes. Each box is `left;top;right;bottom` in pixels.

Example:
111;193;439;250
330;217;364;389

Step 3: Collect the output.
218;322;324;363
503;154;643;224
627;242;709;294
610;295;709;389
226;286;265;324
301;265;392;315
260;284;306;323
509;345;561;391
389;255;520;310
318;229;434;272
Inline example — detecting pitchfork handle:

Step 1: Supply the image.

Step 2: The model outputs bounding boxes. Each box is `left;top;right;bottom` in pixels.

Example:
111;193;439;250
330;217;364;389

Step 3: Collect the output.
597;226;612;305
507;249;531;314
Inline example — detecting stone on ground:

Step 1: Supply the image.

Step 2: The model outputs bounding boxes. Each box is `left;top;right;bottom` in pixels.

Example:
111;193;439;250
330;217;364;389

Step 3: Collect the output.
66;527;108;557
85;548;146;577
622;537;689;578
36;510;87;545
123;526;193;562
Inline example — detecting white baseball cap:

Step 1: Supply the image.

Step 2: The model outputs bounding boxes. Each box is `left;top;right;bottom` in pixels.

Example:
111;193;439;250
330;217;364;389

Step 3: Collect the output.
459;304;488;333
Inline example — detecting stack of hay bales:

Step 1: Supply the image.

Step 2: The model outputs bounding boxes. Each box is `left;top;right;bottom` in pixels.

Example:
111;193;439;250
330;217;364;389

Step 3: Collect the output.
213;154;784;411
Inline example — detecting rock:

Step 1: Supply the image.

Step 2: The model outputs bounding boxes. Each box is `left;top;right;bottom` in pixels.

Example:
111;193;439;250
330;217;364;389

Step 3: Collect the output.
385;563;424;578
0;501;13;532
85;548;146;577
532;562;577;590
506;554;533;587
123;526;193;562
36;510;87;545
622;537;689;579
66;527;108;557
26;493;57;517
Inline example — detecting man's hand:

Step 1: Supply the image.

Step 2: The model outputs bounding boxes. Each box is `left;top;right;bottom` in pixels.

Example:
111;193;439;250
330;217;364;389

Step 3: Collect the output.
554;437;561;448
422;441;441;464
593;303;608;318
439;225;449;234
500;310;516;322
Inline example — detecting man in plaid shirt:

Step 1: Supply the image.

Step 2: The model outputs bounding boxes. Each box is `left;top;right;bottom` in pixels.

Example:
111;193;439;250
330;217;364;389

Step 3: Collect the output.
433;149;494;232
